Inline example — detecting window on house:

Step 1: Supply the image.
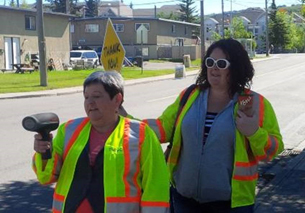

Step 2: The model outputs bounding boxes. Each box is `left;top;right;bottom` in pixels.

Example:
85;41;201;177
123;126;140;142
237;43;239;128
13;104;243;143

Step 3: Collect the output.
85;24;99;33
135;23;150;31
70;24;75;33
185;26;189;35
25;15;36;30
172;24;176;33
113;24;124;32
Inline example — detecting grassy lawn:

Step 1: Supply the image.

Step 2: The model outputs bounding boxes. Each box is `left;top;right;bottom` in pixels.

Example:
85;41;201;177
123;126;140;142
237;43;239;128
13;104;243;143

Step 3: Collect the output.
0;66;197;93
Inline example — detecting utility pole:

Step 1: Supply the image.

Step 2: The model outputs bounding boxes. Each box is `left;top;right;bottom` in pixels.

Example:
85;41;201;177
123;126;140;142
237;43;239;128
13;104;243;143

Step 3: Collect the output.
265;0;269;56
37;0;47;86
141;30;143;74
66;0;70;14
230;0;233;37
200;0;205;60
221;0;225;38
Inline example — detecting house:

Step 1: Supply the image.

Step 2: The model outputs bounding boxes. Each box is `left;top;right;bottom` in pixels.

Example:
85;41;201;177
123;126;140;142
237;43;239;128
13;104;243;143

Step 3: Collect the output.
207;8;267;49
71;17;201;60
204;18;219;41
0;6;72;71
98;1;133;17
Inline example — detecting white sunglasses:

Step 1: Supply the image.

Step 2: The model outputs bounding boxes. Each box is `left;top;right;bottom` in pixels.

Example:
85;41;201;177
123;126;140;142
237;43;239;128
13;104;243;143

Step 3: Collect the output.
205;57;230;70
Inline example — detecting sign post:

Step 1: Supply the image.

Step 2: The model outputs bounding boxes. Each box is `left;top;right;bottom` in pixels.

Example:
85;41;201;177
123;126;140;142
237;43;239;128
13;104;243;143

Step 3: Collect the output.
101;18;125;72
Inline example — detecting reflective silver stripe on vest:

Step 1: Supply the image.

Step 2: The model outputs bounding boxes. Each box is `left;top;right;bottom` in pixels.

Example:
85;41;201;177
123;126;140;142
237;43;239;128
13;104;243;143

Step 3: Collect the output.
64;118;86;150
53;153;62;178
234;164;258;178
127;121;142;197
144;119;161;139
251;92;262;127
52;199;63;212
141;206;169;213
107;202;140;213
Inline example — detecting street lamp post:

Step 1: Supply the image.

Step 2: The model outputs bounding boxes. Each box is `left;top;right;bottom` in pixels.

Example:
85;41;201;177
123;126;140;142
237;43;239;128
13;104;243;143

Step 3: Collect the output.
265;0;269;56
222;0;225;38
200;0;205;60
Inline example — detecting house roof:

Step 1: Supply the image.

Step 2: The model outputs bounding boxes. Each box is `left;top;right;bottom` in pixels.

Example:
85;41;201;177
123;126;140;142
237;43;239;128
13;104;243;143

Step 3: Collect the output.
292;12;305;23
0;5;75;17
206;18;219;24
211;7;265;24
72;16;199;26
240;16;251;23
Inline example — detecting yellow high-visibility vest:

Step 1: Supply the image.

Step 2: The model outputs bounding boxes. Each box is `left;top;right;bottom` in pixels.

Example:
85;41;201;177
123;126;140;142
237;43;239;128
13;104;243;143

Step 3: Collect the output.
143;87;284;208
33;116;169;213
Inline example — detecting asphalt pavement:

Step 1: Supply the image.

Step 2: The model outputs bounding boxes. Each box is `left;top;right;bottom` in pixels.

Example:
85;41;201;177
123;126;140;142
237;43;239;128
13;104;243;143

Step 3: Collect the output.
1;58;305;212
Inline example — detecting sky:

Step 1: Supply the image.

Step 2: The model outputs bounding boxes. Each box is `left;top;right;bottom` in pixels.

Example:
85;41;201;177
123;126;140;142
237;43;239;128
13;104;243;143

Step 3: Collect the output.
0;0;302;15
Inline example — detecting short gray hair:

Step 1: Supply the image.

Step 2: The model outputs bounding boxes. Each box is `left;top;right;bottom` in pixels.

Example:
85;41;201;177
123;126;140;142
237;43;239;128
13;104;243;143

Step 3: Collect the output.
83;71;124;101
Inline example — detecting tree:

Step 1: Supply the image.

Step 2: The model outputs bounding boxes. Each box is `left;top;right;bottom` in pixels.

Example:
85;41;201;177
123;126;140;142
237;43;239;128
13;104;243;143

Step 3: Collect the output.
20;0;30;9
178;0;197;23
85;0;98;17
297;0;305;18
46;0;78;14
269;10;291;51
225;17;251;39
286;14;305;52
157;11;180;21
302;5;305;17
9;0;16;7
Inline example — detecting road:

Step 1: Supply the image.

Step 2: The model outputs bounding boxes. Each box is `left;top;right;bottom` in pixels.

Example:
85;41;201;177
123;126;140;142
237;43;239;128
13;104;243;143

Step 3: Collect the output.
0;53;304;212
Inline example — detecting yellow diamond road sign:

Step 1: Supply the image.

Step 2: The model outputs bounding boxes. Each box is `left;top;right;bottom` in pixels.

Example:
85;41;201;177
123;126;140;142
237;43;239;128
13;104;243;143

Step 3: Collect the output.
101;18;125;72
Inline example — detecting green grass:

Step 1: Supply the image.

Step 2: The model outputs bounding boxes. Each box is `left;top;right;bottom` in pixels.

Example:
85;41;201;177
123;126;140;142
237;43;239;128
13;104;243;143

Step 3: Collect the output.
0;62;201;93
0;67;190;93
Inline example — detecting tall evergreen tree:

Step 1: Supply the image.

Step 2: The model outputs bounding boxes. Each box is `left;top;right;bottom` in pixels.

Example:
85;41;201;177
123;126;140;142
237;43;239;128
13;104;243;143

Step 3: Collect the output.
46;0;78;14
269;10;291;50
178;0;197;23
85;0;98;17
9;0;16;7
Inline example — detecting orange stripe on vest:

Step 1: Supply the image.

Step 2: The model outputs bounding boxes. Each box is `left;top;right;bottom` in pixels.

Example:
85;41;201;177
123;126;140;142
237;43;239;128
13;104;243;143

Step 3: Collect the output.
123;119;131;197
63;118;89;160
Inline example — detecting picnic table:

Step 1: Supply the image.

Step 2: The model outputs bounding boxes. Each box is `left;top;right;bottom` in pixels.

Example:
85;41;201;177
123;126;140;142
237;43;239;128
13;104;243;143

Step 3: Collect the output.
11;63;34;74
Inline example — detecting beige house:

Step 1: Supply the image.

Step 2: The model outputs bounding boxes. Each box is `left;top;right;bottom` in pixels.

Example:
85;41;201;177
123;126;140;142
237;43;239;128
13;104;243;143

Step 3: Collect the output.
71;17;201;60
0;6;72;71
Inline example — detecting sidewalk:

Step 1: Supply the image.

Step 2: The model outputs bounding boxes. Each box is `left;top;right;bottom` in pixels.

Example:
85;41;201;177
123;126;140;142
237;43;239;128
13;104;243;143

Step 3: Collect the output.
255;149;305;212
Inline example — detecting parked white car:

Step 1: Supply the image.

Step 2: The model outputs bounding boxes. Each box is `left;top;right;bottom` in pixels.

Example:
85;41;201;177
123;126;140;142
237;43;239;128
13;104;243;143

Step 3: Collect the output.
70;50;99;68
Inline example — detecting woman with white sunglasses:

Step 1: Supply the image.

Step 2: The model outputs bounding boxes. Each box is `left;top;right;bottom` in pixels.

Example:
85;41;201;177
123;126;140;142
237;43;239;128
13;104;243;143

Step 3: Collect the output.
121;38;283;213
